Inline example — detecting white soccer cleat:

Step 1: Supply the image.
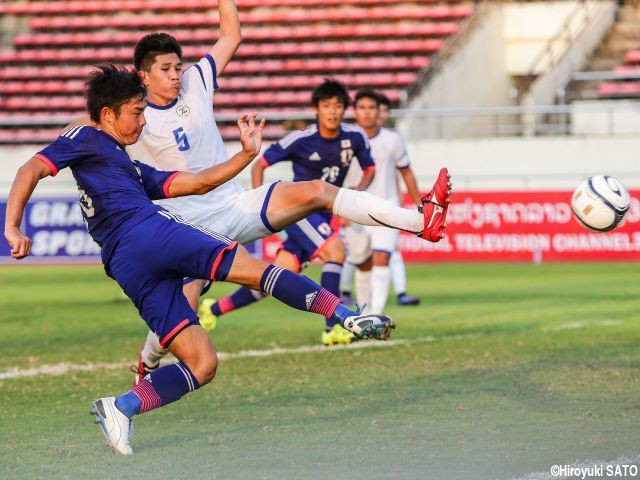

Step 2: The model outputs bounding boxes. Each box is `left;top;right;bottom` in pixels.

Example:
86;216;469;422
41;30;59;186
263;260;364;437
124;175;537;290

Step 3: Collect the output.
91;397;133;455
341;313;396;340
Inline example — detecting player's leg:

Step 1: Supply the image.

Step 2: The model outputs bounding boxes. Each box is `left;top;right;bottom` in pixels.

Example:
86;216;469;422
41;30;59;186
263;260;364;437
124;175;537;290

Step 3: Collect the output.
97;324;213;455
367;227;400;315
339;260;356;306
355;260;372;312
207;247;299;318
263;168;452;241
312;235;356;345
313;235;345;324
208;213;345;341
133;278;208;386
369;251;392;315
223;246;395;342
343;223;373;310
391;251;420;306
93;275;207;455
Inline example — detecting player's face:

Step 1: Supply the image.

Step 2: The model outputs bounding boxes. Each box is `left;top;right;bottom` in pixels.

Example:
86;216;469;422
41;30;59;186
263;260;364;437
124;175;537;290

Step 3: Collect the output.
377;104;390;127
315;96;345;133
354;97;379;130
140;53;183;102
112;98;147;145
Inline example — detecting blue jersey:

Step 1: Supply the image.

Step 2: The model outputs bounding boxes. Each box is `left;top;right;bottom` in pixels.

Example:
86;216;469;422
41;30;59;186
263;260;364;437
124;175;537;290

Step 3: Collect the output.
260;123;375;186
36;126;180;264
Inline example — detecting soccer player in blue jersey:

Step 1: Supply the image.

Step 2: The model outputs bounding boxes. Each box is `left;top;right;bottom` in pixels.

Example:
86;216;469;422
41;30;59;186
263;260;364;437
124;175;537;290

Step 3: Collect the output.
3;66;398;454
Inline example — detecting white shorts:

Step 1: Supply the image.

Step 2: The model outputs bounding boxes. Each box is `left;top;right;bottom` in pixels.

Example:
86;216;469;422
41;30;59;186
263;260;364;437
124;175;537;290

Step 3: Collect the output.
159;182;279;245
344;223;399;265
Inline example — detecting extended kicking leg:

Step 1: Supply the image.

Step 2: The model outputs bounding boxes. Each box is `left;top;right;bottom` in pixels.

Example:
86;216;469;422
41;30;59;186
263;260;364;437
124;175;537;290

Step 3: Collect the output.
264;169;452;241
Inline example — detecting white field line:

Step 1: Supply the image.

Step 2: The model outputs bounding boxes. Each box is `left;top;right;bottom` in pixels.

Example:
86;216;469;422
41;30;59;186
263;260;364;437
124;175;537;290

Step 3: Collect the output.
0;332;480;381
0;318;621;382
511;455;640;480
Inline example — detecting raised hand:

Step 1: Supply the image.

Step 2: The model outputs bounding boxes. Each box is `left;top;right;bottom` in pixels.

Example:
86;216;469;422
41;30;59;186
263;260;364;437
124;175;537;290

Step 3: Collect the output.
238;112;266;157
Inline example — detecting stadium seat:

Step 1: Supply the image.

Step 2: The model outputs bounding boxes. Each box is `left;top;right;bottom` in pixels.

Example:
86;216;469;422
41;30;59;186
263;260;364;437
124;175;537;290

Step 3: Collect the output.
0;0;471;143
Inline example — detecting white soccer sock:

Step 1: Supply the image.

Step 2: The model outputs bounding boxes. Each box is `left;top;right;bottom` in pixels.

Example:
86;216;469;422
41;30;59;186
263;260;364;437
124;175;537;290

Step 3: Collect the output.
141;330;169;367
340;261;356;294
332;188;423;233
370;266;391;315
390;251;407;295
354;268;372;312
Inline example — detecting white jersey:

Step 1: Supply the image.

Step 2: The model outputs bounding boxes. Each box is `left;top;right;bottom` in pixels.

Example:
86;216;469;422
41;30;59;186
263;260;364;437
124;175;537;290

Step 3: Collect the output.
126;54;243;217
344;127;410;205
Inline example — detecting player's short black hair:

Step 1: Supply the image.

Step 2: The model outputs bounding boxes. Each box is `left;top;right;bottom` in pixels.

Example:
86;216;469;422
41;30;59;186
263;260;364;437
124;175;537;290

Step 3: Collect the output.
376;91;391;108
354;88;380;107
86;65;146;123
133;33;182;71
311;79;350;108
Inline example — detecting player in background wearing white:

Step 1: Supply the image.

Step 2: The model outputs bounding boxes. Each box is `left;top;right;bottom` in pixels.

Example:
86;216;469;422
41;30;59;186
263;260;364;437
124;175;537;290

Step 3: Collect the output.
86;1;451;381
341;89;423;314
340;92;421;306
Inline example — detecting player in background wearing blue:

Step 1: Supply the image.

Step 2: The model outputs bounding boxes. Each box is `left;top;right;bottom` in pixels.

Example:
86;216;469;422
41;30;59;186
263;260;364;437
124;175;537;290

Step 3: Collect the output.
207;80;376;346
340;92;421;307
112;2;450;380
3;66;397;455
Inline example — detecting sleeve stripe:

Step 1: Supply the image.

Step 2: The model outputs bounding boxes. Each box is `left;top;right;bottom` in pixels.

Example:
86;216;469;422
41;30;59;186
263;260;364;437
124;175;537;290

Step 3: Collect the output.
362;165;376;173
162;171;182;198
259;156;270;167
204;54;219;90
194;64;206;91
34;153;58;176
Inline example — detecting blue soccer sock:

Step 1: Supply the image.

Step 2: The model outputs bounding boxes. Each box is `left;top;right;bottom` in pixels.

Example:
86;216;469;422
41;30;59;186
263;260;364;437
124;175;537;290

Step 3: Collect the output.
321;262;343;330
211;287;265;317
260;265;355;325
115;362;200;418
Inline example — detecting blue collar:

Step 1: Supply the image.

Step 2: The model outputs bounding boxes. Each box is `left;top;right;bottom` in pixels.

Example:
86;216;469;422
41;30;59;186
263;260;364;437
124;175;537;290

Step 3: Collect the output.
146;97;178;110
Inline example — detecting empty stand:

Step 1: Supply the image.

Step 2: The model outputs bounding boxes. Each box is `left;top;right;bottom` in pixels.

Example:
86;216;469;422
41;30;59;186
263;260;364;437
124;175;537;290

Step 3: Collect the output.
0;0;473;143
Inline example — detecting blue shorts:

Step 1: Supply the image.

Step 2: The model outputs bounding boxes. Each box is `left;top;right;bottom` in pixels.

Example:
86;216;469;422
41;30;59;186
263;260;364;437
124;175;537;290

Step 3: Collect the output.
106;210;238;347
281;212;336;271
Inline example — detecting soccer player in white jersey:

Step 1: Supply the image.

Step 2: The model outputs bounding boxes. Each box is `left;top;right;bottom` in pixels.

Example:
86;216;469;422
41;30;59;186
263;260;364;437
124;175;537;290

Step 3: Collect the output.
104;1;452;382
340;92;421;307
341;89;424;315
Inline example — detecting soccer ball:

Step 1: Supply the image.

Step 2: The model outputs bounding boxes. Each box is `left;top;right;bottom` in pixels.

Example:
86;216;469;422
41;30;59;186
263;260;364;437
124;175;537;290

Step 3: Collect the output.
571;175;630;232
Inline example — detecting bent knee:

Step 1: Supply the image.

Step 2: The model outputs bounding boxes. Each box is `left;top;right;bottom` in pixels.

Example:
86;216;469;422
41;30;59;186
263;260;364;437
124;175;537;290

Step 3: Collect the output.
318;238;345;264
188;352;218;386
307;179;334;207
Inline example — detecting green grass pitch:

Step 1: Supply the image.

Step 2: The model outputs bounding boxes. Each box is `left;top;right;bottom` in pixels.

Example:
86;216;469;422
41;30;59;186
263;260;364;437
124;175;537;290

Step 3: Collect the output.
1;263;639;479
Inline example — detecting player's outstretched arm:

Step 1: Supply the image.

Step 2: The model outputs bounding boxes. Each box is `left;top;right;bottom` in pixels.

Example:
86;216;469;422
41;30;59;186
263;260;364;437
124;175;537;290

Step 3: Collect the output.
354;168;375;191
4;157;52;259
399;166;422;205
168;113;265;197
209;0;241;76
250;158;266;188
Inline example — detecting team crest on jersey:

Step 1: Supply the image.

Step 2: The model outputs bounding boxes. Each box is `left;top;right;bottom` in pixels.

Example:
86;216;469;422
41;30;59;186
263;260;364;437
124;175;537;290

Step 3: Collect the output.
176;104;191;117
341;139;351;148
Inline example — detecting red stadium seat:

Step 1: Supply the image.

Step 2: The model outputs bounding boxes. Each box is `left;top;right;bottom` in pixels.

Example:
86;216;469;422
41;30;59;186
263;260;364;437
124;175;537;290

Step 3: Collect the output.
2;0;470;144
